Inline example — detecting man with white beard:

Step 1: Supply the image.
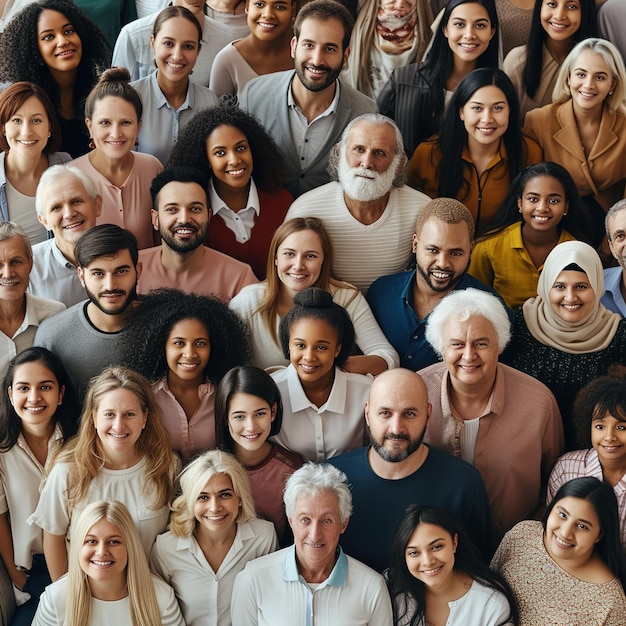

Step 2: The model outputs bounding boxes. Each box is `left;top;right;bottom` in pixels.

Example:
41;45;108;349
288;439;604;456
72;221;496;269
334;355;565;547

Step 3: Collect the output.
284;114;430;293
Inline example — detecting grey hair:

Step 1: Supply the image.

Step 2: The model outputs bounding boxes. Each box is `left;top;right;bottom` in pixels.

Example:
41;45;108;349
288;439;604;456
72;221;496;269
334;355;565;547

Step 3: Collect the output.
605;199;626;240
284;462;352;523
0;221;32;262
425;288;511;356
35;165;100;217
327;113;407;187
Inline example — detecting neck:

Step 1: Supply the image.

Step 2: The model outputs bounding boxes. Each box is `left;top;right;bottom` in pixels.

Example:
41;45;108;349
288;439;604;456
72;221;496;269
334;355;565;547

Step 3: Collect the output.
448;376;494;420
572;101;604;126
250;28;292;51
206;0;244;13
521;221;560;248
167;369;203;396
296;551;337;584
5;150;48;179
367;442;429;479
214;179;250;213
194;518;237;548
85;302;132;333
88;150;134;179
22;419;55;448
300;367;335;407
0;297;26;325
545;37;573;64
103;447;142;470
343;193;390;225
448;57;477;91
159;242;205;273
425;569;470;599
467;136;500;163
291;76;336;123
156;71;189;106
235;440;272;467
88;573;128;602
54;237;78;266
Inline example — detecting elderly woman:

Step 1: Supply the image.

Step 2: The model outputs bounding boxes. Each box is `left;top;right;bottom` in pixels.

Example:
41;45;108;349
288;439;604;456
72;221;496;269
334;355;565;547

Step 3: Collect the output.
505;240;626;451
419;288;564;541
231;463;393;625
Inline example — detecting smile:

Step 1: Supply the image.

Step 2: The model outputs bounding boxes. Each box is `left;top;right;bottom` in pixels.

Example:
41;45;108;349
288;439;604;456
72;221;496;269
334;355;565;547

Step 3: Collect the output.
166;61;185;70
174;227;197;236
601;444;623;452
108;432;129;439
0;278;21;287
286;273;309;281
63;220;85;230
17;139;38;145
242;433;262;441
177;362;199;370
420;566;443;575
257;21;277;29
24;406;46;413
227;168;246;176
299;364;319;374
531;215;551;222
203;514;228;522
553;533;574;548
55;49;76;57
561;303;583;311
90;560;113;566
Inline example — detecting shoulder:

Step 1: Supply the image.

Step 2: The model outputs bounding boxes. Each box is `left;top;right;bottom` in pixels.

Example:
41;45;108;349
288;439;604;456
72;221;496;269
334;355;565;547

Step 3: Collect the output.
241;517;277;538
288;182;343;213
390;184;431;206
327;446;369;471
503;45;527;72
239;546;288;574
344;554;387;584
229;282;267;310
244;70;293;96
416;361;447;384
133;152;163;171
338;80;377;112
497;362;557;400
369;270;414;297
424;445;484;484
37;301;84;330
390;62;429;87
26;293;66;316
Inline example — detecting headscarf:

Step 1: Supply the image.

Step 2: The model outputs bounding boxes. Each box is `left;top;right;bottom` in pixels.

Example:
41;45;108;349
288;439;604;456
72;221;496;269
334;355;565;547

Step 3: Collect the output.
522;241;621;353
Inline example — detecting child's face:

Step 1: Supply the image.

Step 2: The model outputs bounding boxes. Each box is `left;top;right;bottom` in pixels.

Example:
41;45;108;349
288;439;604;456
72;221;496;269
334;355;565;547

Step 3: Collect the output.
288;318;341;388
517;175;568;234
165;318;211;384
591;409;626;466
228;392;276;453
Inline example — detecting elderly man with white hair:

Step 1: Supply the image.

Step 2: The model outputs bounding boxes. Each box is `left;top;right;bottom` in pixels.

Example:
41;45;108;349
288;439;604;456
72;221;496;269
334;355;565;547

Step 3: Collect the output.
231;463;392;626
419;288;564;542
285;113;430;293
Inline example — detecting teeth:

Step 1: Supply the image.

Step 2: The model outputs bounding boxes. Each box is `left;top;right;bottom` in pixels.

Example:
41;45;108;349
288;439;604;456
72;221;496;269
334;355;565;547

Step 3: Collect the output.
178;363;198;369
431;272;451;279
533;215;550;221
175;228;195;235
228;168;245;175
91;560;112;566
561;304;582;310
25;406;46;412
108;432;128;439
554;534;574;548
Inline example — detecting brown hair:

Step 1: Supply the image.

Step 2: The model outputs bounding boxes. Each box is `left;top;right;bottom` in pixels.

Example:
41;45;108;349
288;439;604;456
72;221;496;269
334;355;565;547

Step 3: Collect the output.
84;67;142;121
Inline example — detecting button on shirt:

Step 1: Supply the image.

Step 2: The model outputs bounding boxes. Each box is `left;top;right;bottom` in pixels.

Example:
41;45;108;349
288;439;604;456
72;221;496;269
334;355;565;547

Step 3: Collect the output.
209;178;260;243
601;267;626;317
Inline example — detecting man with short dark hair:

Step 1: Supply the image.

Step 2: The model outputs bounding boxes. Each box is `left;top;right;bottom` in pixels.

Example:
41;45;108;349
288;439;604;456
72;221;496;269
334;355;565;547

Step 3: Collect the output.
601;198;626;317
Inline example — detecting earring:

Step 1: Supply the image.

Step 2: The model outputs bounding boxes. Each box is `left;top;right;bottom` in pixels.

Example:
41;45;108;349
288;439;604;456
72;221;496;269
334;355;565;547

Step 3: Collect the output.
609;91;614;95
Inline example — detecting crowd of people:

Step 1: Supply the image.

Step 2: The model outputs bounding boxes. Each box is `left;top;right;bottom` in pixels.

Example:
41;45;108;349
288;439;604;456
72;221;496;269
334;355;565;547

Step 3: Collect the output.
1;0;626;624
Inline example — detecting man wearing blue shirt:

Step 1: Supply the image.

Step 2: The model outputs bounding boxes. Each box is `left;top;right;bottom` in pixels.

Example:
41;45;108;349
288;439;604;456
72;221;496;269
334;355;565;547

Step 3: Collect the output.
601;199;626;317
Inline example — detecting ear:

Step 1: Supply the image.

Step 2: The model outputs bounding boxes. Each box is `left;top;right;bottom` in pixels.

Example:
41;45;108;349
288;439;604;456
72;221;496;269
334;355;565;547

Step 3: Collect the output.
58;384;65;406
77;265;86;287
334;342;342;358
412;232;418;253
364;400;370;427
151;208;159;231
7;386;13;406
452;532;458;552
37;212;49;229
340;516;349;534
270;402;277;422
85;118;92;135
150;34;155;50
135;261;142;282
94;195;102;219
459;107;465;122
290;36;297;59
342;45;350;67
488;26;495;42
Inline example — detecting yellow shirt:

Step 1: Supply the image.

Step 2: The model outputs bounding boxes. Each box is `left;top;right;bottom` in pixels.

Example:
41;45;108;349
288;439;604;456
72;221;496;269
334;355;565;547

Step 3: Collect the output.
468;222;576;308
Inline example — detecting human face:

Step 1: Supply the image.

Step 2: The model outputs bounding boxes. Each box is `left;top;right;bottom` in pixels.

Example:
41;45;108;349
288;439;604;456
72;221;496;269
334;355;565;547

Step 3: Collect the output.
569;49;616;114
228;392;276;453
405;523;458;590
275;230;324;294
86;96;140;160
288;491;348;577
365;372;431;463
291;17;349;93
377;0;418;53
79;518;128;589
443;3;495;65
0;235;31;303
206;125;253;194
151;16;200;84
77;249;140;316
37;174;101;247
289;318;340;390
4;96;50;156
607;209;626;271
194;473;241;536
540;0;582;43
152;181;210;253
165;318;211;384
591;411;626;467
414;217;472;294
460;85;509;152
178;0;205;14
548;270;595;324
442;315;501;392
518;175;568;234
247;0;295;41
544;496;601;565
8;361;64;431
93;388;147;459
37;9;82;76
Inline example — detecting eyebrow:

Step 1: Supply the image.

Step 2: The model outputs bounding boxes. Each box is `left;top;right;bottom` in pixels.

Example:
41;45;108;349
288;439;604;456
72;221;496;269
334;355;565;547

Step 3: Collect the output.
573;67;608;76
556;505;594;527
292;337;332;344
406;537;446;549
39;22;73;34
13;379;55;386
89;264;131;272
469;100;507;106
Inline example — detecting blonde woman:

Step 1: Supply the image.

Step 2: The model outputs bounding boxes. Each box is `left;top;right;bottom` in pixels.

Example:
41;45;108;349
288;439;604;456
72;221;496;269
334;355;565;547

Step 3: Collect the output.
33;501;185;626
151;450;277;626
29;366;176;581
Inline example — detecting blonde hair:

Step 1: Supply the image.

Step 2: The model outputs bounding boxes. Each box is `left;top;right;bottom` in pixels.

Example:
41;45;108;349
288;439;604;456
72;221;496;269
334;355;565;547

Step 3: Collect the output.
66;501;161;626
169;450;256;537
53;366;174;513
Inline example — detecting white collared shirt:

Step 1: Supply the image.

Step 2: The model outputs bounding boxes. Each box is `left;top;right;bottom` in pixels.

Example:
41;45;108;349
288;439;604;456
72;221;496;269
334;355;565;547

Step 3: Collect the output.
209;178;260;243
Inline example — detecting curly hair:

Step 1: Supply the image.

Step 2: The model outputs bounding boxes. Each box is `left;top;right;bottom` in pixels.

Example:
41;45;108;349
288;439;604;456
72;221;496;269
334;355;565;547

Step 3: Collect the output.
167;106;285;193
0;0;111;119
121;289;251;384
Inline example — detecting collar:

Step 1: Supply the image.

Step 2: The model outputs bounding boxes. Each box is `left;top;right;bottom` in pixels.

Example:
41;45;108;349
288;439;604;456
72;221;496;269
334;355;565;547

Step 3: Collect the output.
288;76;341;119
603;266;624;296
151;71;191;112
440;362;503;418
50;238;76;269
208;178;260;216
285;363;348;413
461;140;507;170
283;544;348;587
154;376;213;396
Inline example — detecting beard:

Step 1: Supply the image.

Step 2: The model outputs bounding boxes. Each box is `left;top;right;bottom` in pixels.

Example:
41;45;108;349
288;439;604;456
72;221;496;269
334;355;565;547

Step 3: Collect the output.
338;150;400;202
294;58;343;93
415;257;468;293
85;284;138;316
369;425;426;463
159;221;208;254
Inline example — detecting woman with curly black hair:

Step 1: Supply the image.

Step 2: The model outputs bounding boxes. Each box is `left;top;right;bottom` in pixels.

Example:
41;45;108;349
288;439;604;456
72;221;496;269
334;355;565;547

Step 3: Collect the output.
121;288;251;461
168;106;292;279
0;0;111;157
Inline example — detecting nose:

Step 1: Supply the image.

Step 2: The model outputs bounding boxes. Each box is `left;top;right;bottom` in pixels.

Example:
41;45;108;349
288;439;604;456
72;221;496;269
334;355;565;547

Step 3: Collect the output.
242;415;255;431
102;272;116;292
553;4;565;20
308;519;323;541
182;342;196;358
62;202;77;220
303;345;316;361
462;342;476;361
227;149;240;165
110;415;124;432
603;425;617;440
292;253;305;270
360;149;374;170
208;496;222;512
310;46;324;67
480;108;493;124
27;386;41;402
463;24;475;39
422;550;437;567
95;540;109;556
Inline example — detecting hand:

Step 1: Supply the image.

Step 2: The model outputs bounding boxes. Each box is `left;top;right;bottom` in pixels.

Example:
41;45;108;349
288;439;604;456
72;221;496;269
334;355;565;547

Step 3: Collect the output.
10;567;28;591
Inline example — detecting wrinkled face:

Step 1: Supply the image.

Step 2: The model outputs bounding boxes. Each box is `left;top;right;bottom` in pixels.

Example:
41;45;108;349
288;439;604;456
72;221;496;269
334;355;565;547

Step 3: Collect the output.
275;229;324;294
291;17;349;92
37;9;82;75
607;209;626;271
460;85;509;151
79;518;128;587
544;496;601;565
152;181;210;253
443;3;495;65
540;0;582;43
86;96;140;160
0;235;31;303
4;95;50;156
405;523;458;590
376;0;417;53
548;269;595;324
591;410;626;467
518;175;568;234
206;124;253;193
165;318;211;385
194;473;241;535
151;16;200;84
246;0;296;41
228;392;276;454
569;49;616;114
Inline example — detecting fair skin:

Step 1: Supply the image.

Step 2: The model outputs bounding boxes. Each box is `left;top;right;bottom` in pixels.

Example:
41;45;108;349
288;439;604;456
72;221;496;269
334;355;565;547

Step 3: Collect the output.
0;235;31;339
85;96;141;189
365;369;432;480
518;175;569;268
206;0;246;15
290;17;350;122
548;269;595;324
541;0;582;63
443;3;495;91
607;209;626;301
193;474;241;572
591;410;626;487
3;96;51;197
36;173;102;265
412;218;473;321
459;85;509;178
288;490;349;583
228;392;276;466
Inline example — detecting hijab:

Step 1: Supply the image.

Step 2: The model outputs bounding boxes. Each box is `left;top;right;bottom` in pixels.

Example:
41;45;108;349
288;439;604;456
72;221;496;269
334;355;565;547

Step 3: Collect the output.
522;241;621;353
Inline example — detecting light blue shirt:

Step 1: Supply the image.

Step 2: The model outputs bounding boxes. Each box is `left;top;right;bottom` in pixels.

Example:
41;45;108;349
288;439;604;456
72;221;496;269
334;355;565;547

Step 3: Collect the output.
601;267;626;317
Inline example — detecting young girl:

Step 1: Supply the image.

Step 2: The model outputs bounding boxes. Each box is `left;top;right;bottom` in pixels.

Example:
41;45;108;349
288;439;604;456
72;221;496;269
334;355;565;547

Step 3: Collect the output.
215;365;302;543
468;161;591;307
387;505;518;626
548;369;626;549
0;348;79;626
271;287;372;463
122;288;251;461
29;366;176;581
503;0;597;120
407;67;542;234
168;107;293;279
151;450;278;626
209;0;296;103
33;500;185;626
378;0;500;157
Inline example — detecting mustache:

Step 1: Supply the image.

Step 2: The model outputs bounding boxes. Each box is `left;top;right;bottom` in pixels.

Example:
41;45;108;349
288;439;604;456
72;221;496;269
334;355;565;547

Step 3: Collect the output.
384;433;410;441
